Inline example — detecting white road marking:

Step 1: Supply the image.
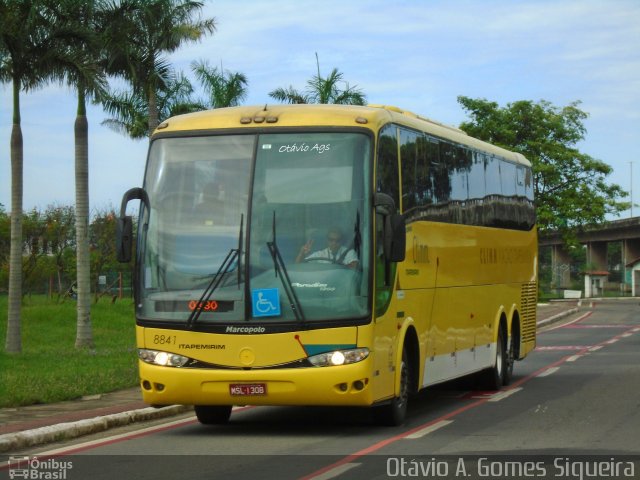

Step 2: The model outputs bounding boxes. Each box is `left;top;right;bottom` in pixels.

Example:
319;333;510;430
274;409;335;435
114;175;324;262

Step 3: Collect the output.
488;388;523;402
306;463;361;480
404;420;453;439
537;366;560;377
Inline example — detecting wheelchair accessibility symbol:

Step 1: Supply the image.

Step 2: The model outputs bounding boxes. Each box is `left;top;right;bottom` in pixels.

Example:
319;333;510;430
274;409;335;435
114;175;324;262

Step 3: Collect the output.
251;288;281;317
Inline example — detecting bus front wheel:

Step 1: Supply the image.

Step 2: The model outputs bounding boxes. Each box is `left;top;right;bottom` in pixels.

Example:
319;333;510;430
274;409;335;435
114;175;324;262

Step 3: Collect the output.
194;405;232;425
373;350;410;426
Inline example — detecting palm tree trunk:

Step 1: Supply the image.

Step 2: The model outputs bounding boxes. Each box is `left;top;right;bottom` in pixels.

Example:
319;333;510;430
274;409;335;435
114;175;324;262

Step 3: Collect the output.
74;88;94;349
6;78;23;354
148;84;159;138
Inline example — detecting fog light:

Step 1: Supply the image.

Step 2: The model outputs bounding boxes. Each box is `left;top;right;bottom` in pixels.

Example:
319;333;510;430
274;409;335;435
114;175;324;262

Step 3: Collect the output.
353;380;364;391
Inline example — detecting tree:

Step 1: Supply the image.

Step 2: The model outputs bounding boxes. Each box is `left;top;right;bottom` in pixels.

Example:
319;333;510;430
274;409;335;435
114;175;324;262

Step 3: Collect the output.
52;0;109;348
89;209;119;298
40;205;76;296
457;97;628;239
269;53;366;105
1;0;75;352
101;71;203;139
0;205;8;268
103;0;216;137
192;60;248;108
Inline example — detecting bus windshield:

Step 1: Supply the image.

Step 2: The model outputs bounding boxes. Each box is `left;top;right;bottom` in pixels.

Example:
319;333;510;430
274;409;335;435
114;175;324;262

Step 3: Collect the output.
138;131;372;326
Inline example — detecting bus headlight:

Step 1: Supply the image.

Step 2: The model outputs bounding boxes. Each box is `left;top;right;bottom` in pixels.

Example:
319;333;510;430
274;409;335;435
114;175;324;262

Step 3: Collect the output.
139;349;189;367
308;348;369;367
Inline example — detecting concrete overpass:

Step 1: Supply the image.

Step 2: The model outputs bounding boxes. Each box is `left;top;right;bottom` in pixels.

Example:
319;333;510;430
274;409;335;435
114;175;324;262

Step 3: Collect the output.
539;217;640;296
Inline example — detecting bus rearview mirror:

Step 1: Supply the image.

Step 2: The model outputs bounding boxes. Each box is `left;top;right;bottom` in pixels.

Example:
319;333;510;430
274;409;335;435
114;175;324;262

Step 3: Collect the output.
385;214;406;263
116;216;133;263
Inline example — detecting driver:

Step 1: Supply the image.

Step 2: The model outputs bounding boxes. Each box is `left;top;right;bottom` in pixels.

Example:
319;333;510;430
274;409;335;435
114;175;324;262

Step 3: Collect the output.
295;227;358;268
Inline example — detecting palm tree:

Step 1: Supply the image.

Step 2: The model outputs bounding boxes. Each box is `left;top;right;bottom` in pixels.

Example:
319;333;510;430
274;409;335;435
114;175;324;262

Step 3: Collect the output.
192;60;248;108
104;0;216;137
0;49;8;84
269;53;366;105
102;71;204;139
51;0;109;348
1;0;92;353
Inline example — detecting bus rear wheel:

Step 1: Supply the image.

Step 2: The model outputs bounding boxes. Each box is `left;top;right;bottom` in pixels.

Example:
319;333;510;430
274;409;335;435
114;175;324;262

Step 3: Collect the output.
504;333;515;386
479;325;506;391
373;350;410;426
194;405;232;425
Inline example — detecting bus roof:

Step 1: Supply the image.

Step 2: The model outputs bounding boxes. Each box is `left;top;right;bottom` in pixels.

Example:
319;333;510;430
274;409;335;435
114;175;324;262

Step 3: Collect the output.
155;104;531;167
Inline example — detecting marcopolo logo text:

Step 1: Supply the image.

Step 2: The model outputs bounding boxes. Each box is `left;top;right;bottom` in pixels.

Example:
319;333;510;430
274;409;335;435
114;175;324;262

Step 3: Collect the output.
225;326;266;334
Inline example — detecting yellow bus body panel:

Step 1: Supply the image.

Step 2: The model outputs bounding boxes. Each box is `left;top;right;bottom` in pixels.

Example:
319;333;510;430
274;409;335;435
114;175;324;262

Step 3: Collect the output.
372;220;537;391
139;359;374;407
137;325;376;406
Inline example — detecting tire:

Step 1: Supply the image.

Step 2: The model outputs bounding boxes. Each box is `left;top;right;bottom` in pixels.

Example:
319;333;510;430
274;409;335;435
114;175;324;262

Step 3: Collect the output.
482;326;506;391
503;332;515;386
194;405;232;425
373;350;410;426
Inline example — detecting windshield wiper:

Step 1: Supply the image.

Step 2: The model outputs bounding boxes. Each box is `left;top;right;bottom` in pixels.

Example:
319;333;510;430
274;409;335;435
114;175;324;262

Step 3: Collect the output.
186;215;243;330
353;210;362;258
266;211;306;324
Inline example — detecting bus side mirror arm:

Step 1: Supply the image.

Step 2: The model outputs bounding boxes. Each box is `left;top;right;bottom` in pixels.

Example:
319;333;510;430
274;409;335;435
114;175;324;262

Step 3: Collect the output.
374;193;406;263
386;214;406;263
117;187;150;263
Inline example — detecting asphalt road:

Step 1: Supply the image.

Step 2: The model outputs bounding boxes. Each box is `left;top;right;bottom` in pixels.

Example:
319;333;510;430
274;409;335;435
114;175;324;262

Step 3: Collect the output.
4;301;640;480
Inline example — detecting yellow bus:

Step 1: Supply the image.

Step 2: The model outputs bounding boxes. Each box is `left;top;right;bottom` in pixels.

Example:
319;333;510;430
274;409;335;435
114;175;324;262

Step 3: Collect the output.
117;104;537;426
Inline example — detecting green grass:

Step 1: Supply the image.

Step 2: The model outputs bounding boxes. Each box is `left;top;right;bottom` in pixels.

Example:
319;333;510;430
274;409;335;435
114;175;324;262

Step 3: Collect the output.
0;295;139;408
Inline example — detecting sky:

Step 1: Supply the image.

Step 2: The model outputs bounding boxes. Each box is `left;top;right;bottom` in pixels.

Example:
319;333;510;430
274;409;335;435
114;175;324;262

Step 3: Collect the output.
1;0;639;217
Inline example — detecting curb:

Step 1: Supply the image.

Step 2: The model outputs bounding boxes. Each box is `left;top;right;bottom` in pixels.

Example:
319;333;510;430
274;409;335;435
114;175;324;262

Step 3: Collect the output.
536;307;579;328
0;404;192;453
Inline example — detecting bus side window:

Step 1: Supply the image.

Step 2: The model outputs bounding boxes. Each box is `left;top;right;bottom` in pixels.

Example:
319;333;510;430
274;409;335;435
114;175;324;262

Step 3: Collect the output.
376;125;400;307
376;125;400;211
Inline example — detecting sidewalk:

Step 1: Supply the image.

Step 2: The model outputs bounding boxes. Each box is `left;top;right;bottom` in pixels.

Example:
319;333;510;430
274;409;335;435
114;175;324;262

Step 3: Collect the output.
0;302;580;453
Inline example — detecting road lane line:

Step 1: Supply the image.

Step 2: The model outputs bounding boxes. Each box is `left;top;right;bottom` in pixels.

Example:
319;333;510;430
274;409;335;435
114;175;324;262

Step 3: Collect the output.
536;366;560;377
488;387;523;402
535;345;592;351
404;420;453;439
305;463;361;480
298;398;488;480
566;355;583;362
565;324;637;329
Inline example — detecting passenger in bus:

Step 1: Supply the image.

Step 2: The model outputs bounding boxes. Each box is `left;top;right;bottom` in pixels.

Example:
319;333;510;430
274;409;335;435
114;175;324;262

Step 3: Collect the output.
194;181;225;225
295;227;358;268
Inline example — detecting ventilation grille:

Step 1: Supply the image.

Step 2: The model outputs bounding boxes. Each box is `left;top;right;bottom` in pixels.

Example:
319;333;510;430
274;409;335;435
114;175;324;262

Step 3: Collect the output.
521;281;537;344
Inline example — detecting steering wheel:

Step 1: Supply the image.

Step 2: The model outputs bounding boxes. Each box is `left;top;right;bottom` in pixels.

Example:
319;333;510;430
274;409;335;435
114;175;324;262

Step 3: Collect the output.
302;257;351;269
